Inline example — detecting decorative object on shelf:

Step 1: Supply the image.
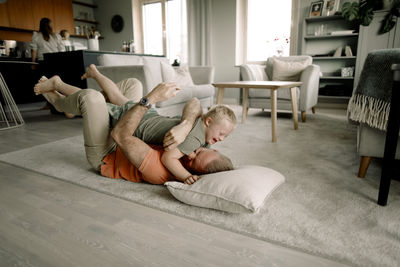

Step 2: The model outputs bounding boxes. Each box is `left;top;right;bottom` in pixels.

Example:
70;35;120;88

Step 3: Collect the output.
341;66;354;77
345;45;353;56
314;24;326;35
309;1;324;17
323;0;341;16
341;0;400;34
333;46;343;57
111;15;124;33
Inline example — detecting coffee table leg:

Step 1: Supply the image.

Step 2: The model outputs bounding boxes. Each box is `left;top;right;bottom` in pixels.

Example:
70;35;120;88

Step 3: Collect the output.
290;87;299;130
242;88;248;123
270;89;277;142
216;87;225;104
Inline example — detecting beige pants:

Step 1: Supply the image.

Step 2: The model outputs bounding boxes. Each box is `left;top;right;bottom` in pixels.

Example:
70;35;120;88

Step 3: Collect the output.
55;78;143;170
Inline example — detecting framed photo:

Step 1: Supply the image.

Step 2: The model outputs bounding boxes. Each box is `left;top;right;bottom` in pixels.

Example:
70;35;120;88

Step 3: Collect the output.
309;1;324;17
323;0;340;16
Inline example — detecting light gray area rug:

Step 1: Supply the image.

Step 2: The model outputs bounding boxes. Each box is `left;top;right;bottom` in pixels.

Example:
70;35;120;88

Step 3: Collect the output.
1;111;399;267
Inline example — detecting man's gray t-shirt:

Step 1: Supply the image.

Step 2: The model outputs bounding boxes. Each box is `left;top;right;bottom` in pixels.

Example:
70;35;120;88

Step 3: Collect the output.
107;100;209;155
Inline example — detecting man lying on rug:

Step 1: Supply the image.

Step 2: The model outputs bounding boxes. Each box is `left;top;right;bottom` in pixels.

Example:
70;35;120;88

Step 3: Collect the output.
33;67;235;185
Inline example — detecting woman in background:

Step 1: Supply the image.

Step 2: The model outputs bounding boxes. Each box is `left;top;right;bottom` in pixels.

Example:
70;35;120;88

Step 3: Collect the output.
31;18;72;117
30;17;65;64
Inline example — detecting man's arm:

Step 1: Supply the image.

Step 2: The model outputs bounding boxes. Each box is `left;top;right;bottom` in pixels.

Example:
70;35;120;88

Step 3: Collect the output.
111;83;179;168
163;97;202;151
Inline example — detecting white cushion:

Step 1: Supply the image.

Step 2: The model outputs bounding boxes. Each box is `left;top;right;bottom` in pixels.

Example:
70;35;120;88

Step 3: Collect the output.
190;84;215;99
243;64;268;81
155;87;193;108
143;57;169;90
161;62;195;87
98;54;143;66
271;57;311;81
165;165;285;213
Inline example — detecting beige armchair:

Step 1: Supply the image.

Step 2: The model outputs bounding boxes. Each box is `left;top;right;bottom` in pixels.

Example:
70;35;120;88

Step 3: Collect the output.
240;56;320;122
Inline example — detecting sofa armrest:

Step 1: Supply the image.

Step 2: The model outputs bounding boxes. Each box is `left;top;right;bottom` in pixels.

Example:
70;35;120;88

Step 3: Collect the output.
189;66;215;84
87;65;150;95
298;64;320;111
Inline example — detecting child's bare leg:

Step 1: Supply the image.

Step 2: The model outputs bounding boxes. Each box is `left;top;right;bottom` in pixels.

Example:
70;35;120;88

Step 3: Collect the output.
42;91;64;112
81;64;128;106
34;75;81;96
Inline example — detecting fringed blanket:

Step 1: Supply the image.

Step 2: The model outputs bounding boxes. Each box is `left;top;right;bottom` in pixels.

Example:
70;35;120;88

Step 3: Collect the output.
347;48;400;131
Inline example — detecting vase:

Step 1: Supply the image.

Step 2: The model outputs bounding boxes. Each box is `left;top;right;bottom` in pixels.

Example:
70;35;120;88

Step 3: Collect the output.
88;39;99;51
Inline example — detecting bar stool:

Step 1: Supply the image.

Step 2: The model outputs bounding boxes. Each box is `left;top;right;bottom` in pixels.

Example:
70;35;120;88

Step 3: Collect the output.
0;72;24;130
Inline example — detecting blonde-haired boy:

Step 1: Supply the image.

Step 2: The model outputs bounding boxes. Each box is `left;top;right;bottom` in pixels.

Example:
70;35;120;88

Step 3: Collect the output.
161;104;236;184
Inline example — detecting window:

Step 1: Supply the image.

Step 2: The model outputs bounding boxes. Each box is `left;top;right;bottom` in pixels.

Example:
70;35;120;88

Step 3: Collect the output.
141;0;187;63
246;0;292;62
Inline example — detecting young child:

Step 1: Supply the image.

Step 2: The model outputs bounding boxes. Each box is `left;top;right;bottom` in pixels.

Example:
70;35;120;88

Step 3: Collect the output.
161;105;236;183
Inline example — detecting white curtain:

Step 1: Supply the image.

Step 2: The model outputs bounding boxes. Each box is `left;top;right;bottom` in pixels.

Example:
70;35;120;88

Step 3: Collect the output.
187;0;212;66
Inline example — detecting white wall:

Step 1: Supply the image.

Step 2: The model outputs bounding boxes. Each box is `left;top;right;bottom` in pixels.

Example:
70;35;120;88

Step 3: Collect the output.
210;0;240;104
94;0;134;52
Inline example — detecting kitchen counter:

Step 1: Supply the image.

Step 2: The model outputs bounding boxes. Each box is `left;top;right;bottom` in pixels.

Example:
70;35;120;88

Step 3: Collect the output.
44;50;163;89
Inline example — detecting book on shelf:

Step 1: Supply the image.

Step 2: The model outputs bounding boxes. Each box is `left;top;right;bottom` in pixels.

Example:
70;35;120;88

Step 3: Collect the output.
345;46;353;57
333;46;342;57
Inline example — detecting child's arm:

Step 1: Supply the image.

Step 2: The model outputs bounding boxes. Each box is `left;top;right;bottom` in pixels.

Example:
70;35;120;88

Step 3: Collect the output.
163;97;202;151
161;147;198;183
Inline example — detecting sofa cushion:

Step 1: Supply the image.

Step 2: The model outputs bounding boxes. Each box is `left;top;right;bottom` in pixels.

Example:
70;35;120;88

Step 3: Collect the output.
143;56;169;90
161;62;194;86
155;87;193;108
190;84;215;99
165;165;285;213
242;64;268;81
98;54;143;66
266;56;312;80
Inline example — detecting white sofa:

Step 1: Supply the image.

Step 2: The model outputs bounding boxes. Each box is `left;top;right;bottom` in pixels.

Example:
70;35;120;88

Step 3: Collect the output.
240;56;320;122
86;54;215;117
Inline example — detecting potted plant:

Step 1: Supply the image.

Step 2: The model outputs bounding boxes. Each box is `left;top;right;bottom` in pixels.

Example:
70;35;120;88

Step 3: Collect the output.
341;0;400;33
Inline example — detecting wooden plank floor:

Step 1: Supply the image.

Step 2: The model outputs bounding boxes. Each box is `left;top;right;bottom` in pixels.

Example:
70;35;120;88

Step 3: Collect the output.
0;107;350;267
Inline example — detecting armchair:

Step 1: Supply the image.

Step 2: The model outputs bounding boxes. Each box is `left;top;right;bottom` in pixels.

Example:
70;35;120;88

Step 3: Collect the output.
347;49;400;178
240;56;320;122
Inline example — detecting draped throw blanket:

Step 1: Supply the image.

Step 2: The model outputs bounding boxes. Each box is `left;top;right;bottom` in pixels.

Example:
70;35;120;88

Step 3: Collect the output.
347;49;400;131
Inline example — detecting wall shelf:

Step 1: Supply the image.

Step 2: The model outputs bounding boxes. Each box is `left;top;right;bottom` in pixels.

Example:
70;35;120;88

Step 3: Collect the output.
74;18;99;25
305;15;344;23
72;1;98;8
321;76;354;80
312;56;357;60
304;33;358;40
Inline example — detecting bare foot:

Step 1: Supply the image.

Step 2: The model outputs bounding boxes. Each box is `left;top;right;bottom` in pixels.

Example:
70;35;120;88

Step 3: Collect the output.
81;64;100;80
34;75;61;95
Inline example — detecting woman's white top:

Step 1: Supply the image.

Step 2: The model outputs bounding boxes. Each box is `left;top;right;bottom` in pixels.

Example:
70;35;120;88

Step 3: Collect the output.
30;32;65;60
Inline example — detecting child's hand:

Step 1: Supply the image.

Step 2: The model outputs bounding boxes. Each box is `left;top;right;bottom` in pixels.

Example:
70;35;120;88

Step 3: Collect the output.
163;121;192;151
184;175;200;185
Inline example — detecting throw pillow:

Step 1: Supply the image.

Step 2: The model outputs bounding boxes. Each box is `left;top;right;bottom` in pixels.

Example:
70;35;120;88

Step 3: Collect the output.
161;61;195;87
272;57;311;81
164;165;285;213
245;64;268;81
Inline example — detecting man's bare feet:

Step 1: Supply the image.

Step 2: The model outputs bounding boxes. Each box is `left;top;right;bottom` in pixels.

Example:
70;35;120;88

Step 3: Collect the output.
81;64;100;80
34;75;61;95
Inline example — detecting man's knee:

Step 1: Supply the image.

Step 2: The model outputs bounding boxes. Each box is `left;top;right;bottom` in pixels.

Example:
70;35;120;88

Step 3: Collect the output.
118;78;143;102
79;89;106;105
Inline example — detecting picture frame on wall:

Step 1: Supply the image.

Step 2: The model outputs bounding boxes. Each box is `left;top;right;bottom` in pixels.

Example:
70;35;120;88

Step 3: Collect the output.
323;0;340;16
309;1;324;17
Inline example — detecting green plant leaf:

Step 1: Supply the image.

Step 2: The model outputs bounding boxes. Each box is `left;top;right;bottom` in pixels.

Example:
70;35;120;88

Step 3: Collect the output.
342;2;360;21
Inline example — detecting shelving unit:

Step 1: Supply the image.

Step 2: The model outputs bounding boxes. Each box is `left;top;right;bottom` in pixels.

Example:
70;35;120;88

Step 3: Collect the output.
72;0;99;37
302;15;359;99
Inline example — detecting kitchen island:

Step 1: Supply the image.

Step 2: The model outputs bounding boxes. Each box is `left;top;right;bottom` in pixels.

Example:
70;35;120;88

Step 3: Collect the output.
44;51;162;89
